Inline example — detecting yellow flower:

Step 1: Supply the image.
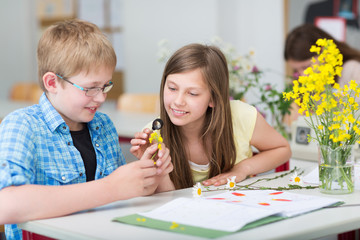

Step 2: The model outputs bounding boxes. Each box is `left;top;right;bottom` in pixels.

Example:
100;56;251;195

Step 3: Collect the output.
283;38;360;149
149;131;163;149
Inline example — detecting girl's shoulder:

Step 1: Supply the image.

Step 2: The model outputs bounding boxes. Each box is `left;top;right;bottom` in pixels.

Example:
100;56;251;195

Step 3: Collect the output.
340;60;360;84
230;100;257;139
343;59;360;69
230;100;256;114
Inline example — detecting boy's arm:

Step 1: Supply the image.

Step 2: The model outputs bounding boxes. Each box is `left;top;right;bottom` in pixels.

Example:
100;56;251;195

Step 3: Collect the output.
155;174;175;193
0;145;160;225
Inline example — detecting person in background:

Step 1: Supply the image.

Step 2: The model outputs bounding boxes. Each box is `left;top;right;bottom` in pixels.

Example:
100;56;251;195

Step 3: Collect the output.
130;43;291;190
0;19;172;240
284;24;360;123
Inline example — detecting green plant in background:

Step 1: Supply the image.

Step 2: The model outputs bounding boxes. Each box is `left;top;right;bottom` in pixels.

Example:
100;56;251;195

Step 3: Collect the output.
245;68;293;140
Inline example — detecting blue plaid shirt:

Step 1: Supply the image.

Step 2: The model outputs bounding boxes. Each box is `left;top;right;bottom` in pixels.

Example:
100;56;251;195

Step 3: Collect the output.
0;94;125;240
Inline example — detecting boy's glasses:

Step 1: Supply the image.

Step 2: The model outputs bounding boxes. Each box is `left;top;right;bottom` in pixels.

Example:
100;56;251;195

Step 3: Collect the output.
55;74;113;97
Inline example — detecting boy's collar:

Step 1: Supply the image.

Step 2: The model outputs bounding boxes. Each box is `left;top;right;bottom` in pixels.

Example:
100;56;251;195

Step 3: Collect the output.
39;93;66;132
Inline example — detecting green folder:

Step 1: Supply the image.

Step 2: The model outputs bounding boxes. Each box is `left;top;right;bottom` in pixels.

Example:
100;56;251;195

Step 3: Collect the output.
113;213;285;238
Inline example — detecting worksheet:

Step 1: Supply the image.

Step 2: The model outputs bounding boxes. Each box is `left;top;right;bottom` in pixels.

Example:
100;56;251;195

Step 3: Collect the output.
139;190;341;232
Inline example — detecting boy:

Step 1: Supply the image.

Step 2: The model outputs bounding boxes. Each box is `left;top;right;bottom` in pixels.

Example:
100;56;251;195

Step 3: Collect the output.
0;19;172;240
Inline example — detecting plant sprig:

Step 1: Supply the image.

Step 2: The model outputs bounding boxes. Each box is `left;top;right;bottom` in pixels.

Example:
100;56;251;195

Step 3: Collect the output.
202;167;318;192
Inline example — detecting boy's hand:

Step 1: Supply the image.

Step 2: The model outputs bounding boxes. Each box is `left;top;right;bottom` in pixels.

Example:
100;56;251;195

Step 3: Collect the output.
142;142;173;194
130;128;152;159
109;144;160;198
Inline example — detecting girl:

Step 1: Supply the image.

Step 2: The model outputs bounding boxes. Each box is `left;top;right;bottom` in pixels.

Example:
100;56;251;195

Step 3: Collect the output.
131;43;291;190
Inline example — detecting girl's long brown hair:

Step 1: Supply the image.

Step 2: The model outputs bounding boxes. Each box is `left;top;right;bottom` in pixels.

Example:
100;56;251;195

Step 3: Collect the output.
160;43;236;189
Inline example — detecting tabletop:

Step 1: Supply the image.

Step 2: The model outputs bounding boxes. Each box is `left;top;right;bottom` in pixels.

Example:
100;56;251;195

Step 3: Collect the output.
0;99;156;138
19;168;360;240
0;100;32;121
99;108;157;138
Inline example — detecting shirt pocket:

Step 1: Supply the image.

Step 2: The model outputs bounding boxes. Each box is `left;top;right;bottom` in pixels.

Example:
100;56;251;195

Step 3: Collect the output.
44;169;81;185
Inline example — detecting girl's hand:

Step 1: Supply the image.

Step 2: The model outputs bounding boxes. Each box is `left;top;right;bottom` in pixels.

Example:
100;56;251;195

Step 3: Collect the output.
201;163;248;186
130;128;152;159
152;142;172;176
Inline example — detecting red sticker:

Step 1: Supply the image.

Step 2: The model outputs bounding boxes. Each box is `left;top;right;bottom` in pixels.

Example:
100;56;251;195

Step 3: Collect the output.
269;192;283;195
232;192;246;197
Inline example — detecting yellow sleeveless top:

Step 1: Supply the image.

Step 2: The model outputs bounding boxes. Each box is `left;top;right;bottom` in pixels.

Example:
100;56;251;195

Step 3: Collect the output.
191;100;257;183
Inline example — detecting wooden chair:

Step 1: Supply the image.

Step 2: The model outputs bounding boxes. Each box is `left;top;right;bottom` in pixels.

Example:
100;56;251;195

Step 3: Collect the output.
275;161;289;172
117;93;160;114
0;224;4;237
116;93;160;144
10;82;43;103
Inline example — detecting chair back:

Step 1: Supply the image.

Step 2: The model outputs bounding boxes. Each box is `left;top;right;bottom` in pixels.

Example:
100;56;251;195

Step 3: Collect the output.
117;93;160;114
10;82;43;103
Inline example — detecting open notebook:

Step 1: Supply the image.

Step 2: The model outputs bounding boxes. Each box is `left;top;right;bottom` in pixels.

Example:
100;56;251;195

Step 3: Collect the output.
113;190;342;238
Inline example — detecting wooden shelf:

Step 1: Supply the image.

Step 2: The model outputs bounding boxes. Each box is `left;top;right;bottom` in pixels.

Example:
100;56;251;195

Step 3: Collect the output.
39;15;76;28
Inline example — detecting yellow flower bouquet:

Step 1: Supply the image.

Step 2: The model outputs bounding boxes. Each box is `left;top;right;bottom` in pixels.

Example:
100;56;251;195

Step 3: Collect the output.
283;38;360;194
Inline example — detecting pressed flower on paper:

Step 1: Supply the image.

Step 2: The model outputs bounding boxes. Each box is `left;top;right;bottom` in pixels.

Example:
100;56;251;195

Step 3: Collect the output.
192;182;203;198
290;171;303;186
226;176;237;189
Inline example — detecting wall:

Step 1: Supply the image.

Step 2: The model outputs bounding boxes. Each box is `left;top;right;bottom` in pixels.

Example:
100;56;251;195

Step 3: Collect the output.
288;0;360;50
122;0;218;93
0;0;38;100
0;0;285;105
123;0;285;99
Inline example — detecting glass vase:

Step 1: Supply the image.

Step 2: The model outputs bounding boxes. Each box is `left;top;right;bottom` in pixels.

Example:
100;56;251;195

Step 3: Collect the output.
318;144;354;194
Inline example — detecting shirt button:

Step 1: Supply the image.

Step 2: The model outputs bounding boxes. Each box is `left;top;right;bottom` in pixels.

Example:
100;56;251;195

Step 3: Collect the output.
100;171;103;176
67;142;71;146
1;163;6;167
63;126;66;129
96;126;99;130
62;176;66;181
95;143;99;147
79;173;83;177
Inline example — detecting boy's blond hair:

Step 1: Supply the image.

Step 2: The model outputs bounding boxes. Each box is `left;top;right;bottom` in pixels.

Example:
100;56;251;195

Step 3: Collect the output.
37;19;116;91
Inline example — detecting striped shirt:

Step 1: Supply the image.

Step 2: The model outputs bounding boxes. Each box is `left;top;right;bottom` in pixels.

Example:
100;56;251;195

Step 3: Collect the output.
0;93;125;240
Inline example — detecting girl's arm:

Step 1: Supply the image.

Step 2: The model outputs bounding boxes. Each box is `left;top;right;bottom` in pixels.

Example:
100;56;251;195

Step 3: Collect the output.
203;112;291;186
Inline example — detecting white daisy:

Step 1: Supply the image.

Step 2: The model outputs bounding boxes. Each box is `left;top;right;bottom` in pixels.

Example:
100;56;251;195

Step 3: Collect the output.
226;176;237;189
290;171;304;186
192;182;203;198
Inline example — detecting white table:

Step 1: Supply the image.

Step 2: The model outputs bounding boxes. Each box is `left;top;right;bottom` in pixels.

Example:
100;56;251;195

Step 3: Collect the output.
0;100;32;121
19;170;360;240
97;100;158;138
0;100;156;139
100;109;157;139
